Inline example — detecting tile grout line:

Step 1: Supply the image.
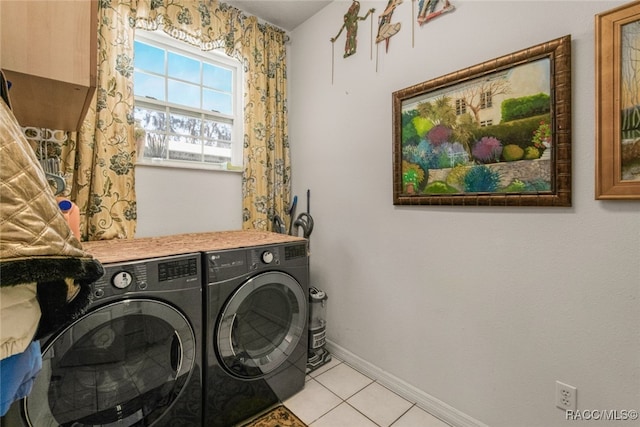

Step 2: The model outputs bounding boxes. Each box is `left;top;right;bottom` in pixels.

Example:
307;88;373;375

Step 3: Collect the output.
301;360;346;425
305;377;343;425
345;379;416;427
302;359;425;427
301;358;455;427
310;361;408;427
366;379;417;427
307;359;378;426
342;399;384;427
388;403;418;427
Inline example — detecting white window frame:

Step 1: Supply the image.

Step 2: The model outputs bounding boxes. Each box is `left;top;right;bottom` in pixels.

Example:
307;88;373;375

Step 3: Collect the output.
134;30;243;171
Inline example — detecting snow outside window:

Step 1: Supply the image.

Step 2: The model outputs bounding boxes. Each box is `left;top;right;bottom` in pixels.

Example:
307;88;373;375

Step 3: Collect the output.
133;31;243;170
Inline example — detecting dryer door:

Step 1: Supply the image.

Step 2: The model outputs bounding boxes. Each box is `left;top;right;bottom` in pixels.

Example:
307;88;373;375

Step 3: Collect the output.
217;271;307;379
25;299;195;427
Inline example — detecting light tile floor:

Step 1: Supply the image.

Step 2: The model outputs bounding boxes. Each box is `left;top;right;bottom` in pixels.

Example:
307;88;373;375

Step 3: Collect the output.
285;357;452;427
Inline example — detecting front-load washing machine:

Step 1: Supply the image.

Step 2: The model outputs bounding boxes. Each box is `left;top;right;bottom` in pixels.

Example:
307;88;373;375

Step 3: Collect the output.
203;242;309;427
22;253;203;427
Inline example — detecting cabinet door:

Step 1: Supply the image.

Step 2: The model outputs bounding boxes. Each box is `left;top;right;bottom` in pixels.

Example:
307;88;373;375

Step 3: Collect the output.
1;0;97;131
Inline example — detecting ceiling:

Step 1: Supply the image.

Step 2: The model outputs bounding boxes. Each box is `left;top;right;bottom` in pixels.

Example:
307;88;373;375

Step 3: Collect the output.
223;0;332;31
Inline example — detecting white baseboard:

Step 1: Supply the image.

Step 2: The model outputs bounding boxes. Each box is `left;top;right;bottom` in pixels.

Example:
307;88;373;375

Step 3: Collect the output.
325;340;490;427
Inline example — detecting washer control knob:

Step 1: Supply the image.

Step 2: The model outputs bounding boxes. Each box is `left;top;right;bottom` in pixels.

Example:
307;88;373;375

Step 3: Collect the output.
261;251;274;264
112;271;133;289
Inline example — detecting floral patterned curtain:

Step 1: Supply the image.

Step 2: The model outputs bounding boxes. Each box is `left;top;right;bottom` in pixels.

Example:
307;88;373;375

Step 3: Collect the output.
60;1;137;241
134;0;291;231
61;0;290;239
240;20;290;231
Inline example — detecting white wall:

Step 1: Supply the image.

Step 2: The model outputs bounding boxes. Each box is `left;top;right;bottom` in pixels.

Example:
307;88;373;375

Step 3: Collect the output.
289;1;639;426
135;165;242;237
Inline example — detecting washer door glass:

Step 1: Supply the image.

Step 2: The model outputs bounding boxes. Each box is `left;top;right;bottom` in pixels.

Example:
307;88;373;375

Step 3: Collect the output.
217;272;306;379
25;299;195;427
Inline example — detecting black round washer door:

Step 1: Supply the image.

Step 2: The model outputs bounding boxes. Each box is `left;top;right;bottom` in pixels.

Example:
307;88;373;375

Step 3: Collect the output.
25;299;195;427
217;271;307;379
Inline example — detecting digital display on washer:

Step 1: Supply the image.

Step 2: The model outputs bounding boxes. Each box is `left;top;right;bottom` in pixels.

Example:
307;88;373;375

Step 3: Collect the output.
158;257;198;281
284;244;306;260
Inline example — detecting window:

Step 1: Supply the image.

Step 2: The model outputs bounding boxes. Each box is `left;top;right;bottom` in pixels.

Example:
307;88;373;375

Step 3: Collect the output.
133;31;243;169
480;91;493;109
455;98;466;115
480;119;493;127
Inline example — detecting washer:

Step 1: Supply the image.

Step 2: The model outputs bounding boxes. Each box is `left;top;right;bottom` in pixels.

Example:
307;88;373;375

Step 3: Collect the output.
22;253;203;427
203;241;309;427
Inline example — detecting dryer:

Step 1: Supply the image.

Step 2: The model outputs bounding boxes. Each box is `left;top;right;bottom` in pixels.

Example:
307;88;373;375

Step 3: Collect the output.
203;242;309;427
22;253;203;427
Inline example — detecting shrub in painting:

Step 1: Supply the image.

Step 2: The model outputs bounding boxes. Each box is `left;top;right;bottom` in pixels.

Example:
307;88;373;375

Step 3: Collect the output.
464;165;501;192
524;146;541;160
427;124;452;146
502;144;524;162
472;137;503;163
424;181;459;194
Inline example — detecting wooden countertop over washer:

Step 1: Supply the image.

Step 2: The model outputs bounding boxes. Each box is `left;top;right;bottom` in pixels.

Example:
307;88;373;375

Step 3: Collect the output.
82;230;307;264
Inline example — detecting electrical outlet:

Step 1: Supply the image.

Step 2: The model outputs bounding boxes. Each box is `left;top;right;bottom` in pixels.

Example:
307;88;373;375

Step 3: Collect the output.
556;381;577;410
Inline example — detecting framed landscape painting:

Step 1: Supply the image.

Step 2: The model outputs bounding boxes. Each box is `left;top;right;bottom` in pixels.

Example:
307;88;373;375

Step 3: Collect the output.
392;35;572;206
595;1;640;200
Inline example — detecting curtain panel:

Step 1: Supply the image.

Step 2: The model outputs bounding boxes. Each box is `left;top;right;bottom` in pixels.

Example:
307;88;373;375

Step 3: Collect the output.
61;1;137;241
64;0;290;240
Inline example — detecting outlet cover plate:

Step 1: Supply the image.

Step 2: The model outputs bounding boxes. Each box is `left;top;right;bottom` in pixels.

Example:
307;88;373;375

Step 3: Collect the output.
556;381;577;410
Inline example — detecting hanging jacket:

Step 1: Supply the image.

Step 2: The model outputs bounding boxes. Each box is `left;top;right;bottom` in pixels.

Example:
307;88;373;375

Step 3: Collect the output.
0;97;104;355
0;97;104;357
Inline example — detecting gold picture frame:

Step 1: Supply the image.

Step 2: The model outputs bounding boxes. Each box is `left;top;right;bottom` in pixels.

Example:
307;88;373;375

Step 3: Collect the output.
595;1;640;199
393;36;571;206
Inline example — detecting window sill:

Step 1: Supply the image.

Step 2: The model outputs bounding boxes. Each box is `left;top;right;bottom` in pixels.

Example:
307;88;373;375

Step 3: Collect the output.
135;158;243;173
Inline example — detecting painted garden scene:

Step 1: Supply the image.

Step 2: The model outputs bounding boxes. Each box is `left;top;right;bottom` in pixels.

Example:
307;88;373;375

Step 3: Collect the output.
398;58;554;200
393;36;571;206
621;18;640;182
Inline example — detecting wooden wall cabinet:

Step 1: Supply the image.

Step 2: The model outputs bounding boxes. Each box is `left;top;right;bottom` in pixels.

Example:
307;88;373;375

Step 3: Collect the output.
0;0;97;131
